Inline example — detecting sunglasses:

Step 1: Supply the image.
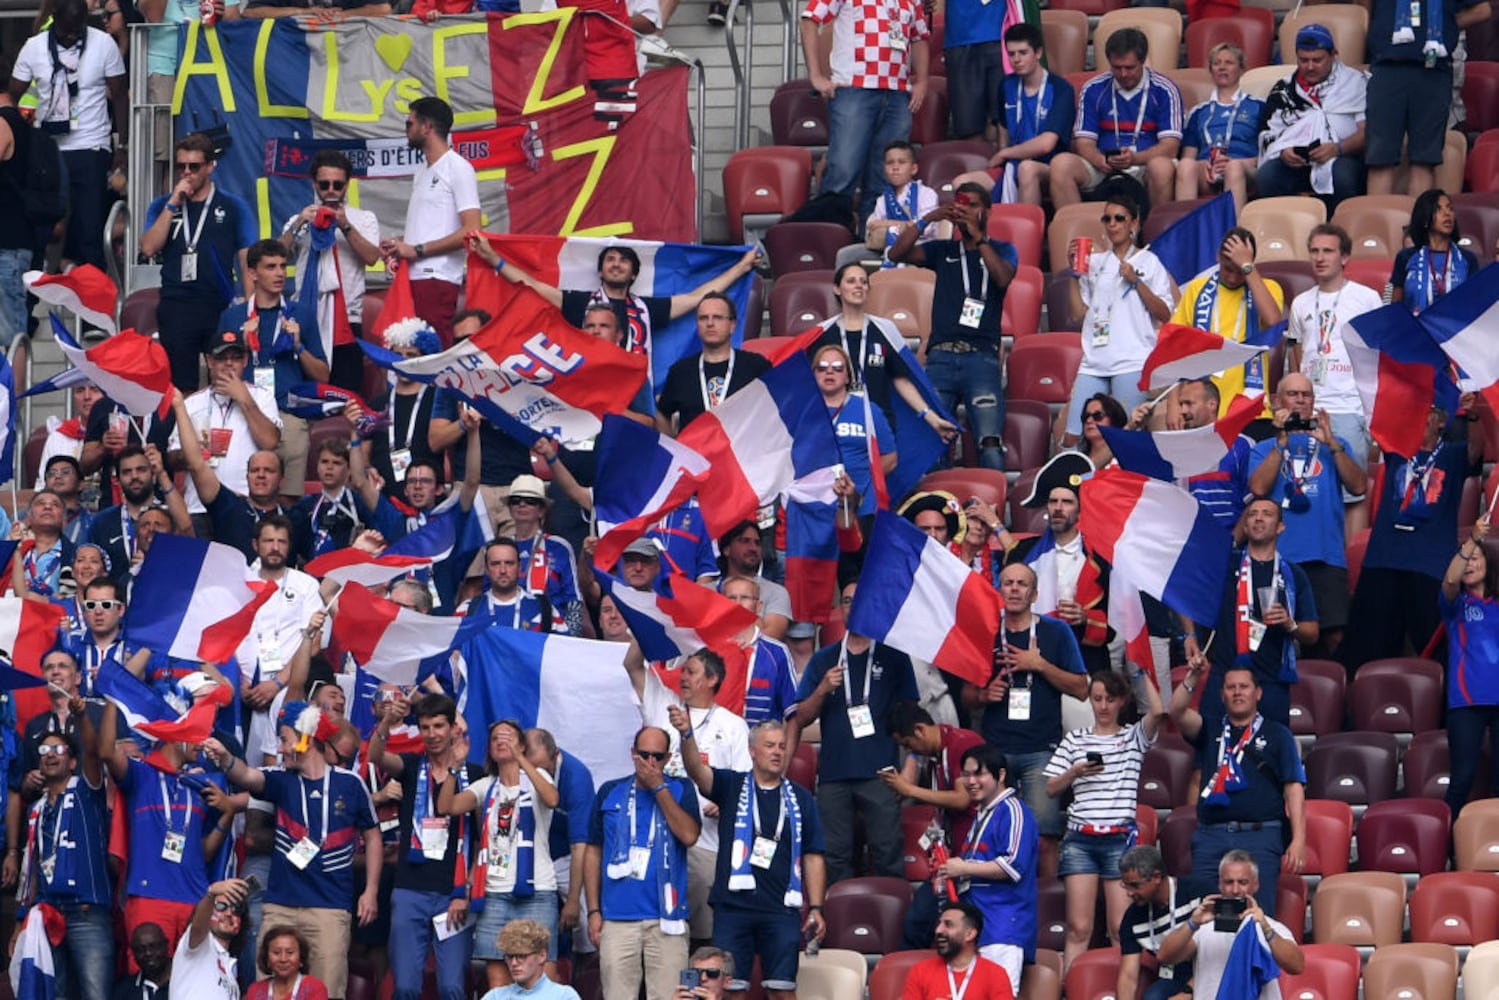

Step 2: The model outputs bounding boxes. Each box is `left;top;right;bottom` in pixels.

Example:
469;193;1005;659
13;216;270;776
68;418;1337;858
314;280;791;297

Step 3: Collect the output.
1100;213;1129;224
317;179;347;191
176;161;206;173
38;744;70;758
81;599;122;611
212;898;244;915
507;496;545;507
695;970;725;980
815;361;846;373
634;749;669;762
1082;411;1107;423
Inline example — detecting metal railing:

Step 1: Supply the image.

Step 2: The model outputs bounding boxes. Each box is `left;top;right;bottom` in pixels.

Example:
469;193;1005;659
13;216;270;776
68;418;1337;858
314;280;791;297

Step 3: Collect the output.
725;0;799;158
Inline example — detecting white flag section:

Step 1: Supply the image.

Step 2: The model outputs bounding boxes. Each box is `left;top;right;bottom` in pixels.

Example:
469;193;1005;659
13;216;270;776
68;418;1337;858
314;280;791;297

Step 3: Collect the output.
461;629;640;783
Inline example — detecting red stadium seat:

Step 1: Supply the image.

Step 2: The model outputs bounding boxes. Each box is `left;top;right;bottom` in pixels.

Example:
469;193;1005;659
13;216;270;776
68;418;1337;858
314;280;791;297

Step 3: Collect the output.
1006;334;1081;405
722;146;814;244
1303;799;1353;880
1046;0;1127;15
918;468;1008;511
1310;871;1408;949
910;75;949;146
917;139;991;202
1298;658;1348;689
1278;942;1361;1000
361;290;386;336
1019;962;1062;1000
1357;656;1442;686
1279;872;1308;943
1142;197;1212;244
868;951;933;1000
1159;806;1197;879
866;267;934;343
744;273;765;337
1454;799;1499;871
1342;258;1393;296
769;270;836;337
1007;469;1049;534
762;222;853;277
1036;878;1068;953
1039;9;1089;76
1136;802;1159;847
1003;399;1053;472
1453;192;1499;261
901;810;933;882
1356;798;1451;877
1304;732;1399;809
1063;947;1124;1000
1139;733;1195;811
769;79;829;148
1001;265;1045;339
1409;870;1499;946
1254;261;1316;306
120;286;159;338
1348;669;1443;736
1468;142;1499;193
1289;672;1345;739
823;877;912;955
1045;272;1081;333
1331;195;1415;260
1404;730;1461;801
1362;943;1460;1000
1462;61;1499;133
1185;8;1275;68
988;203;1046;270
788;741;817;792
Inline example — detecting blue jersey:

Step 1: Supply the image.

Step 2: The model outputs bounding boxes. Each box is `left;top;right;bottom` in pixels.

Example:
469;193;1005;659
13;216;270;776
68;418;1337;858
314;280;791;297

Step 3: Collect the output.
1441;590;1499;709
960;788;1039;959
1075;68;1184;154
462;592;560;633
260;767;377;910
547;749;596;862
1001;72;1076;161
220;296;324;408
515;534;581;609
1248;434;1353;567
646;500;718;580
828;394;893;518
1181;94;1264;158
119;757;226;904
587;777;700;921
744;636;800;727
32;775;113;906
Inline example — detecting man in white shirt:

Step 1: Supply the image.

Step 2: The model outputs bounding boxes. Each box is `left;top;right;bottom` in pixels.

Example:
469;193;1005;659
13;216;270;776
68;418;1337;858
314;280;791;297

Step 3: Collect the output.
8;0;126;273
279;148;381;392
168;326;281;517
381;97;481;348
1285;223;1381;476
173;878;248;1000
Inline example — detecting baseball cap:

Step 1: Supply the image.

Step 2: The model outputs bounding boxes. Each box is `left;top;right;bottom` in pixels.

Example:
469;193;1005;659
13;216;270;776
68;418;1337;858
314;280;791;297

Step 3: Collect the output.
207;326;249;356
623;536;661;559
1294;23;1335;51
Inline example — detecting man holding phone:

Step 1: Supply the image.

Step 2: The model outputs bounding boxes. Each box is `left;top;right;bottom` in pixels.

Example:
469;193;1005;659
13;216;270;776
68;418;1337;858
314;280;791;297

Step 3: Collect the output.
672;946;730;1000
1155;849;1304;998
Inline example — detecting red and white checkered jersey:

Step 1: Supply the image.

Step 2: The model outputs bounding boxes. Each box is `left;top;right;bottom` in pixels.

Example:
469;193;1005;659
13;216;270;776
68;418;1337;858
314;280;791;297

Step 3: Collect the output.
801;0;929;92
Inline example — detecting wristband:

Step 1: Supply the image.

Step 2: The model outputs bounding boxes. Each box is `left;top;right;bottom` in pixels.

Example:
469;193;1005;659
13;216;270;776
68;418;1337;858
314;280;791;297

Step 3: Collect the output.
546;454;558;466
415;242;426;258
1187;917;1200;932
588;909;602;916
494;257;507;273
167;202;184;215
340;223;353;234
273;674;287;690
917;408;929;420
808;904;824;911
647;784;666;795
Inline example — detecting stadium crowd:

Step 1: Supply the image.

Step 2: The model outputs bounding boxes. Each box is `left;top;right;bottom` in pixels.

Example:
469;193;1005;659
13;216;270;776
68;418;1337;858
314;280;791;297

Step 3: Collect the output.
0;0;1497;993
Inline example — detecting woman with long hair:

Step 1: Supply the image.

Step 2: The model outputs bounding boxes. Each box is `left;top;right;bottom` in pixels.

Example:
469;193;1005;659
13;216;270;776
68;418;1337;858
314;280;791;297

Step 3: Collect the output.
1439;512;1499;819
1076;392;1129;469
1391;189;1481;314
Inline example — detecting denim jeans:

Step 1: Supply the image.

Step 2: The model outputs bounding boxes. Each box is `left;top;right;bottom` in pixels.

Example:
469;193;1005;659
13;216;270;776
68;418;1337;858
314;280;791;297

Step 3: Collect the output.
1188;823;1283;917
926;348;1005;471
824;87;913;226
1065;372;1148;437
389;887;473;1000
54;902;114;1000
1447;705;1499;819
0;247;32;348
1255;155;1366;213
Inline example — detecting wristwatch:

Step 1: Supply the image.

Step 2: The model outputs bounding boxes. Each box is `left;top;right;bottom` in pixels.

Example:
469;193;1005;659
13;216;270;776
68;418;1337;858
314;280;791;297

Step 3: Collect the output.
1240;261;1255;275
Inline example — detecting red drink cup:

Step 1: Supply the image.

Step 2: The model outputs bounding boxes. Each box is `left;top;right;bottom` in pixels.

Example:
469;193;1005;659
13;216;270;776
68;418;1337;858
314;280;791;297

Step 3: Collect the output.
200;0;217;24
1071;237;1092;275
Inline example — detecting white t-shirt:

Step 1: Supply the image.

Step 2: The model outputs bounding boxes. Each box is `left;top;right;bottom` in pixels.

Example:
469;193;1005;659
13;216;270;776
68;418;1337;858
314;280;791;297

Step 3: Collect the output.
12;27;125;151
640;677;750;852
1285;279;1381;417
403;149;480;286
239;567;325;761
1078;248;1175;376
170;385;283;513
287;204;380;347
1191;916;1293;1000
172;928;240;1000
33;419;84;490
469;773;558;894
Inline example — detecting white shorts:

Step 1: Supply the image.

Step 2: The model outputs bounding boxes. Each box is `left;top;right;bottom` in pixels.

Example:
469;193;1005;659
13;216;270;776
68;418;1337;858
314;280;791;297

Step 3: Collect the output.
978;942;1024;994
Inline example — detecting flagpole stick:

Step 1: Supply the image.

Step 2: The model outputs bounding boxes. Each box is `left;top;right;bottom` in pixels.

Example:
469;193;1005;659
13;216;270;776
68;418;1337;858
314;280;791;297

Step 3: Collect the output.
1487;485;1499;517
1146;384;1176;410
1199;631;1215;659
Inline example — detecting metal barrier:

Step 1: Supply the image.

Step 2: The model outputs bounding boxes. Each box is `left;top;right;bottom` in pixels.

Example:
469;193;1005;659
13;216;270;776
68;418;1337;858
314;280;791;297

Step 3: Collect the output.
725;0;799;152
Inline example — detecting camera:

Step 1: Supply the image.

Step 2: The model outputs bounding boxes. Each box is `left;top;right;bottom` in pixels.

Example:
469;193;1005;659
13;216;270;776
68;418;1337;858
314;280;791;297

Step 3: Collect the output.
1213;896;1247;933
1284;413;1315;432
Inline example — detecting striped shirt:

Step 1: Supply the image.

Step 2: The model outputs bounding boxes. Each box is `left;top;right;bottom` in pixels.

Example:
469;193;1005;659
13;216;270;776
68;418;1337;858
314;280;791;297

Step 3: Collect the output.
1044;722;1152;830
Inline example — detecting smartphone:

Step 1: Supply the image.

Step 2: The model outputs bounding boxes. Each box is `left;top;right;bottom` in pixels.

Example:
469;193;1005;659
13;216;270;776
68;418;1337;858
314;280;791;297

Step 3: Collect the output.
878;765;897;774
243;874;263;894
1213;896;1247;933
1086;751;1105;766
679;970;702;989
1292;145;1311;158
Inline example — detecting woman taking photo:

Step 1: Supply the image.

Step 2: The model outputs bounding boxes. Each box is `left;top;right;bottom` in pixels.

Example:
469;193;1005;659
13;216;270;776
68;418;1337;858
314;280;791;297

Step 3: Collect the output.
439;719;561;988
245;926;328;1000
1440;512;1499;818
1044;669;1164;974
1062;197;1175;448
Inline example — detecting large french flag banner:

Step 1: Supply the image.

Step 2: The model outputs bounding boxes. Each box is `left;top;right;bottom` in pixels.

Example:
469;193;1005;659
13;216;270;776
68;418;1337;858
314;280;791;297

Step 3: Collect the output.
466;234;755;393
42;314;173;420
1137;322;1281;392
124;535;279;664
10;904;56;1000
1077;469;1232;626
1412;262;1499;412
0;598;67;723
1109;571;1158;687
94;662;231;743
361;280;647;449
782;468;841;624
0;349;15;487
593;415;711;569
1345;303;1460;456
23;265;117;334
846;511;998;687
597;570;758;662
1099;393;1263;481
678;354;842;541
461;628;638;784
1146;192;1237;285
332;583;475;686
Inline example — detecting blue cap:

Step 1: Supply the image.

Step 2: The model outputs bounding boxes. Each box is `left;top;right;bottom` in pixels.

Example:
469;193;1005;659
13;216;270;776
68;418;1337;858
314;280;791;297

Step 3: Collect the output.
1295;23;1335;52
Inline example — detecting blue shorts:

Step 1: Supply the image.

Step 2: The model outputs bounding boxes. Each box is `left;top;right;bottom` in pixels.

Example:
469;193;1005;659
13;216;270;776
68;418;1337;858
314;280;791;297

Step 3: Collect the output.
712;904;802;991
473;889;560;961
1057;829;1135;879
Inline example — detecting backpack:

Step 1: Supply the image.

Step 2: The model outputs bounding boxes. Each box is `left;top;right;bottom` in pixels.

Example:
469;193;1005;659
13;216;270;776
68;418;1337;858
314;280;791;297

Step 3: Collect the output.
17;126;68;229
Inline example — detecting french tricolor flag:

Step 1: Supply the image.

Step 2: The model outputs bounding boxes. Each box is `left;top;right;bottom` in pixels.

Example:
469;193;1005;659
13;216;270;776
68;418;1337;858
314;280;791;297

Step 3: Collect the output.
677;353;841;542
597;570;757;662
845;512;998;688
0;598;67;724
1411;261;1499;412
23;265;117;333
1137;322;1283;393
42;314;173;420
1346;302;1460;456
1099;393;1263;482
593;415;711;569
305;503;464;588
1077;469;1232;626
122;535;279;664
94;662;231;744
332;583;474;686
10;904;57;1000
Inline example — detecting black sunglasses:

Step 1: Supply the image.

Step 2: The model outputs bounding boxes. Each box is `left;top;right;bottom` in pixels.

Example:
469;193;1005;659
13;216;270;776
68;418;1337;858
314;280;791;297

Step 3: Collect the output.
176;161;206;173
1082;410;1107;422
1100;213;1129;224
696;969;724;980
634;748;668;762
317;179;347;191
508;496;545;507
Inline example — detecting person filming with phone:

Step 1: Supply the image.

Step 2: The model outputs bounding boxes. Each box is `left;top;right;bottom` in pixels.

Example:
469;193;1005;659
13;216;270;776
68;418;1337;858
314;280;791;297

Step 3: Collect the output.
1155;849;1304;999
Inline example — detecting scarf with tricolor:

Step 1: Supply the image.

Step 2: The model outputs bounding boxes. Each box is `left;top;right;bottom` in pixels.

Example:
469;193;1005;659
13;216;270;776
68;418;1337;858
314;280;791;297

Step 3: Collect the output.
1201;713;1263;806
471;777;537;909
603;778;690;932
20;777;84;906
1402;246;1469;315
588;288;653;359
1393;0;1446;59
726;775;804;907
1233;549;1299;682
301;220;356;364
1193;274;1262;391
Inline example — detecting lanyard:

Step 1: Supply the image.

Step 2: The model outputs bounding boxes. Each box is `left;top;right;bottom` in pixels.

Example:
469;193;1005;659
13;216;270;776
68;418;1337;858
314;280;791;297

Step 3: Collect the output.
182;186;216;254
489;594;523;629
247;297;285;366
626;780;658;850
1429;250;1450;297
699;353;736;412
159;773;187;837
389;387;428;452
1239;550;1284;618
958;243;989;303
963;792;1004;857
838;323;866;386
208;393;236;430
1282;437;1319;492
1211;91;1245;149
301;772;331;843
750;779;787;841
1001;611;1039;689
946;963;976;1000
1313;285;1344;356
838;636;874;707
1109;75;1151;150
691;704;718;744
1144;877;1178;952
1025;71;1050;137
42;789;67;860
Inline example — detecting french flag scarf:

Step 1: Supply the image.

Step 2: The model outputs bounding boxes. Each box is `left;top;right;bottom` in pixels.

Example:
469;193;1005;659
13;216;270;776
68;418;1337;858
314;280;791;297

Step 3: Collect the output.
726;775;804;907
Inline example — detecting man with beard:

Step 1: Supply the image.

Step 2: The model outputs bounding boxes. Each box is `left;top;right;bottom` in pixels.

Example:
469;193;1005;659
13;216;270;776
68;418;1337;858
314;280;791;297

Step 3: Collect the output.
380;98;480;347
173;879;249;1000
91;445;183;580
901;902;1015;1000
